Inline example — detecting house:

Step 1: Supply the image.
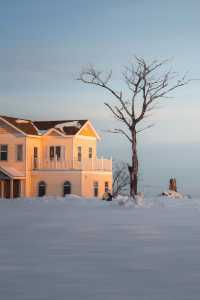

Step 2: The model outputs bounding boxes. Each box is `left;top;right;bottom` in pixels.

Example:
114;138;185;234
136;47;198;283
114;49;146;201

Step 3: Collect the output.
0;115;112;198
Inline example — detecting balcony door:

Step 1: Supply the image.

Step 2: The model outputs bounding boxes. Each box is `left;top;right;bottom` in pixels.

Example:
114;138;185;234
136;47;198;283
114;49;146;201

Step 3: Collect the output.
49;146;61;161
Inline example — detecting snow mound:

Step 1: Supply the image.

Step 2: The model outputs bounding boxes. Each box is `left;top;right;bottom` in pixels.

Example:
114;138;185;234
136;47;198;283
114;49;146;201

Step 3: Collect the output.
161;190;185;199
114;193;144;208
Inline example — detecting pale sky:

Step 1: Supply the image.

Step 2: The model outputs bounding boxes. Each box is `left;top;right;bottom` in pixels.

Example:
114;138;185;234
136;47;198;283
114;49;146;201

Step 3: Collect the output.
0;0;200;195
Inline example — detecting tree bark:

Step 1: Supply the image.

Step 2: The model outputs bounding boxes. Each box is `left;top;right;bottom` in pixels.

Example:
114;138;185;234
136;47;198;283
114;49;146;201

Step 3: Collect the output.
128;127;138;198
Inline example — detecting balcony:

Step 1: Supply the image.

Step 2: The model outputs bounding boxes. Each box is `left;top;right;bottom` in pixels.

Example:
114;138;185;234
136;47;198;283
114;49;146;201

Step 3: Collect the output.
32;158;112;172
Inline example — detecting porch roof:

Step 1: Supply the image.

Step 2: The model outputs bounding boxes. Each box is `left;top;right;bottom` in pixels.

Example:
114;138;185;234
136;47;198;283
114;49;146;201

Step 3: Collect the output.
0;166;25;179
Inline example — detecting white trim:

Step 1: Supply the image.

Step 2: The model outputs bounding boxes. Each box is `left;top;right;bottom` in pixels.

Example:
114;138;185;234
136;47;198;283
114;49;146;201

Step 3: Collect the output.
27;135;41;139
15;144;24;162
87;121;101;140
43;128;66;137
31;170;112;175
81;170;112;175
76;135;97;141
48;145;63;161
0;117;26;136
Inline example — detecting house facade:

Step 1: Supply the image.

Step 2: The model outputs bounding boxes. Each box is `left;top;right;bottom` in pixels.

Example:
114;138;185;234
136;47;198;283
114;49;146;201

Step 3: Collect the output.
0;115;112;198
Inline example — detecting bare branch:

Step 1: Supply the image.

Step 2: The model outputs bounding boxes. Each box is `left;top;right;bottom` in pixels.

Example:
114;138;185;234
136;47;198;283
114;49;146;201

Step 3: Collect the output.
107;128;132;143
136;123;155;134
78;65;132;119
112;161;130;197
78;57;189;197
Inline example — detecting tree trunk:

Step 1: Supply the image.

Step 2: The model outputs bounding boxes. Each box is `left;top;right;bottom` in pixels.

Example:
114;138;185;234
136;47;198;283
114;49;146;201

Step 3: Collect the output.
128;127;138;198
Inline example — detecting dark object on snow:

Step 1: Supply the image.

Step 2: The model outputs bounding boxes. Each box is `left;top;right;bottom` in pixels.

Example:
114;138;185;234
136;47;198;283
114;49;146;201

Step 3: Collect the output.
169;178;177;192
102;192;113;201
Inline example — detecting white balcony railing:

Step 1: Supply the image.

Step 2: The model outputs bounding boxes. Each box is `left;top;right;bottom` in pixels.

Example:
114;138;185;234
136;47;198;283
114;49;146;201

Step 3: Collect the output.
32;158;112;172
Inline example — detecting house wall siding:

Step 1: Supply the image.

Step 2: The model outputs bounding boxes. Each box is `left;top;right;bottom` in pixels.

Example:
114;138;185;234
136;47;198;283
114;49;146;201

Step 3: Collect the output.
0;120;26;173
81;171;112;197
44;135;73;162
73;136;97;161
31;171;82;197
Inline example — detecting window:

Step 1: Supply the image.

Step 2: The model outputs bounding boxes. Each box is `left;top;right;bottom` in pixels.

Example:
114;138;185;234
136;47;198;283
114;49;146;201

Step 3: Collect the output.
34;147;38;158
49;146;61;160
50;146;55;160
0;145;8;161
38;181;46;197
63;181;71;196
55;146;61;160
89;147;93;159
93;181;99;197
77;146;82;162
105;182;109;193
33;147;38;169
16;144;23;161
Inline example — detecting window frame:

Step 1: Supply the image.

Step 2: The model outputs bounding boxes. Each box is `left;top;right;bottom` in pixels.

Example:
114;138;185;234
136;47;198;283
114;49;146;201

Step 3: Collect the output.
77;146;82;162
16;144;23;161
49;145;62;161
88;147;93;159
33;147;38;169
0;144;8;161
34;147;38;158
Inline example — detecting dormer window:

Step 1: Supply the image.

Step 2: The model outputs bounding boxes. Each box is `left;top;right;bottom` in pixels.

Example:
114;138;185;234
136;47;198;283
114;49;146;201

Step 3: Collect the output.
0;145;8;161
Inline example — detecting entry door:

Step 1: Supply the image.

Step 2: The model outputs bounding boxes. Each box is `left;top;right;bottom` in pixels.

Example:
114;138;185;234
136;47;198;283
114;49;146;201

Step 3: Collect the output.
13;180;21;198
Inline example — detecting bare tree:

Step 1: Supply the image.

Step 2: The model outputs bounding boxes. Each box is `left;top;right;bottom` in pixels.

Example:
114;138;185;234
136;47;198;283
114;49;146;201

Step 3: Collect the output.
112;161;130;197
78;57;189;198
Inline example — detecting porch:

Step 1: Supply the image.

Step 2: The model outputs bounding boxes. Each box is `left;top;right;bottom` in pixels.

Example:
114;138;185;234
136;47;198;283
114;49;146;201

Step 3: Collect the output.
0;167;25;199
32;158;112;172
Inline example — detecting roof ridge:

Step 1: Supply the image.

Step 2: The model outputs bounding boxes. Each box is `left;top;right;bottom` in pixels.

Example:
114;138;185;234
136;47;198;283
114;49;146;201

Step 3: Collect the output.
0;115;31;121
33;119;88;122
0;115;88;122
0;115;89;136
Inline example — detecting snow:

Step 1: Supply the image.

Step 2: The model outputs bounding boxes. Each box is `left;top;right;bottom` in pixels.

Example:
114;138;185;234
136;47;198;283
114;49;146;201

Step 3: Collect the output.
55;121;81;133
15;119;30;124
1;196;200;299
37;129;48;135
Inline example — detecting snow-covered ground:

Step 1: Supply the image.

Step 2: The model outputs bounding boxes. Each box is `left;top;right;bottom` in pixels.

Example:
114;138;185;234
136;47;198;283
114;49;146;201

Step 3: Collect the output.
1;196;200;299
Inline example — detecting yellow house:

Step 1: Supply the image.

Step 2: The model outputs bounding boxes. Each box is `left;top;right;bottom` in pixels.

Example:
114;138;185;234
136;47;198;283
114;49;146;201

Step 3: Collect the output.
0;115;112;198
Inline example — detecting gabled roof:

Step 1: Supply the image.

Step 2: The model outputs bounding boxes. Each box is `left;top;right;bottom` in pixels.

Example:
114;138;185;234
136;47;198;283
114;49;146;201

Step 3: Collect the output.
0;166;25;178
34;120;87;135
0;115;38;135
0;115;89;136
